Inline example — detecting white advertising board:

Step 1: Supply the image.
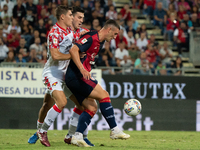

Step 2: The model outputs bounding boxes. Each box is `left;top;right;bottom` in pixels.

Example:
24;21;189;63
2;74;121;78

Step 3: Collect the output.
0;68;102;98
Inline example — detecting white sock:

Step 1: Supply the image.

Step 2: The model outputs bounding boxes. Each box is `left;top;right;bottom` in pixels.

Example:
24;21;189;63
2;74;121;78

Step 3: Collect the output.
68;107;89;138
70;108;81;127
68;107;82;136
37;120;43;129
40;104;61;133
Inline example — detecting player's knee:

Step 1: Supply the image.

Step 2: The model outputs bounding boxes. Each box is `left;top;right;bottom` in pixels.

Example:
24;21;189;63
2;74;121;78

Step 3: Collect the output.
58;100;67;109
88;107;97;114
62;101;67;107
103;90;110;98
91;101;98;113
99;90;111;102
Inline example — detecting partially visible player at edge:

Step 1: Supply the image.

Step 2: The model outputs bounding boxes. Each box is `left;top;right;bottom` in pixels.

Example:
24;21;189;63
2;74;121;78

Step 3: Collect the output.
28;6;97;147
65;19;130;147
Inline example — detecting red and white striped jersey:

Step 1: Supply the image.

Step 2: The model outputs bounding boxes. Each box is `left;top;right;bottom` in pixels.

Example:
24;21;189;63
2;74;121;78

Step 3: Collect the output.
72;27;89;43
42;22;89;81
43;23;74;81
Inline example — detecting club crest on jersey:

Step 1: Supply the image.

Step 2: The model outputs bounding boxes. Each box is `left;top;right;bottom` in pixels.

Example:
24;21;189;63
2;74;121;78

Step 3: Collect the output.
81;38;87;44
53;38;58;46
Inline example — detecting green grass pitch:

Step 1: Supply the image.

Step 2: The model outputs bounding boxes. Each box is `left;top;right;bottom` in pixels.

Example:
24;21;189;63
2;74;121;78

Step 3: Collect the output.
0;129;200;150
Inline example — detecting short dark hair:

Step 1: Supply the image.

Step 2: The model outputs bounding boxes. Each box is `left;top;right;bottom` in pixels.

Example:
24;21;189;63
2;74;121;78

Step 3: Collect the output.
72;6;84;15
104;19;120;30
56;5;72;20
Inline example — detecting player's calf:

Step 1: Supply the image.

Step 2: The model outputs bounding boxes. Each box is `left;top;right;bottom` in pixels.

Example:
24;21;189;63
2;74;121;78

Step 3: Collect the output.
98;97;130;139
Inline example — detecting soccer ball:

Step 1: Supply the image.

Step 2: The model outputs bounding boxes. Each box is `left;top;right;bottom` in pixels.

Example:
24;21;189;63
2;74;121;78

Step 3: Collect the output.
124;99;142;116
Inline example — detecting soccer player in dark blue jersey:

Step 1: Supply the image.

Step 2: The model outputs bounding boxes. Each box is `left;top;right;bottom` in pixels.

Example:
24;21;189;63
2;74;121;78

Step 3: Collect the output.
65;19;130;147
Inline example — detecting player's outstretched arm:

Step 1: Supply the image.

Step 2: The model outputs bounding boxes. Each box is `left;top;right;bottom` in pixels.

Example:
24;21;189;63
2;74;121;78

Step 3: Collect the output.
69;45;91;80
50;48;71;61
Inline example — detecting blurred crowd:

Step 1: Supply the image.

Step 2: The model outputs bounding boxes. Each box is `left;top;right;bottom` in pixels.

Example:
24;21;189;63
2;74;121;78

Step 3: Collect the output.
0;0;197;75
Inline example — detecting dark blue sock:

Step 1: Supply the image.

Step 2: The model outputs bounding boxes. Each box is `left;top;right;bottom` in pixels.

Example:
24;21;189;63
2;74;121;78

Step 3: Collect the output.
76;111;92;134
100;102;117;129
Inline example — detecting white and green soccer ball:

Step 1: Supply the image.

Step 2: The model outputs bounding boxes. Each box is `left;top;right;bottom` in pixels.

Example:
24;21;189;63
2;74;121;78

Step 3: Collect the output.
124;99;142;116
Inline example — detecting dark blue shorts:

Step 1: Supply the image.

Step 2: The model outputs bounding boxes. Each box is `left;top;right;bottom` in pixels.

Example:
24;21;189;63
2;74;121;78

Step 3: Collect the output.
66;77;98;105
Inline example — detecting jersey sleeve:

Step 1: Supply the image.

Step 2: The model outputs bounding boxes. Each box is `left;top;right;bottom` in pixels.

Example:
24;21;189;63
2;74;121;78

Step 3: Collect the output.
48;32;60;49
75;36;93;52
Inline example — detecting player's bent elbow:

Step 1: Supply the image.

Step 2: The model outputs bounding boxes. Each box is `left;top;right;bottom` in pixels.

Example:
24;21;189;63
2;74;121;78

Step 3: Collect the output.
52;55;57;61
50;48;59;60
51;54;56;60
51;52;59;61
69;45;79;54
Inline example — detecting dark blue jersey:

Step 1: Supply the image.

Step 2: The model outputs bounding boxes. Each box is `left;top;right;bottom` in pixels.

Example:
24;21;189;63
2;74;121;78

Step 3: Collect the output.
66;31;105;80
65;31;104;104
75;30;105;72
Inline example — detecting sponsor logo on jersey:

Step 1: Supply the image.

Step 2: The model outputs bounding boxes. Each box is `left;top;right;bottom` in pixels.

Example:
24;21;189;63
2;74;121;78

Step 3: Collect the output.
81;38;87;44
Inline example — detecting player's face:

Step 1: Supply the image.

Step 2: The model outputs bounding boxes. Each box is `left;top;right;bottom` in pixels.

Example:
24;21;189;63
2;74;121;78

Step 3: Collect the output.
72;12;84;30
63;10;73;27
106;26;119;42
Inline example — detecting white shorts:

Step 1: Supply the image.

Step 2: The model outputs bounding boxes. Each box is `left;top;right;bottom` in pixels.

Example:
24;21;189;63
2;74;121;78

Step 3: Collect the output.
43;76;72;98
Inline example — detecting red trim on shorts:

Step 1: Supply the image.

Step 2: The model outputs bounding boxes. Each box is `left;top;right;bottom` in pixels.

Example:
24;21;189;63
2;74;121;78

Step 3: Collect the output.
53;104;62;113
47;82;51;88
99;97;111;103
81;78;96;88
73;107;83;115
37;120;43;123
45;78;49;84
85;109;95;117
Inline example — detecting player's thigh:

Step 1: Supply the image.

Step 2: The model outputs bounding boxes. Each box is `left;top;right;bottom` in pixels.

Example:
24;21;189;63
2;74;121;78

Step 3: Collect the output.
43;77;67;108
82;98;98;112
52;90;67;108
88;84;109;101
70;94;98;112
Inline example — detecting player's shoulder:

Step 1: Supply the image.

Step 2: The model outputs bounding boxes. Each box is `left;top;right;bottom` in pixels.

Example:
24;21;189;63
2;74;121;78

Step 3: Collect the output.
48;26;61;39
49;24;71;37
86;30;98;36
81;30;98;40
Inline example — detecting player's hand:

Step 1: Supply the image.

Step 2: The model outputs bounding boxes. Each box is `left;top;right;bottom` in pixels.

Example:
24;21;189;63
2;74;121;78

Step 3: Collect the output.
79;52;86;58
80;30;89;36
80;68;91;80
